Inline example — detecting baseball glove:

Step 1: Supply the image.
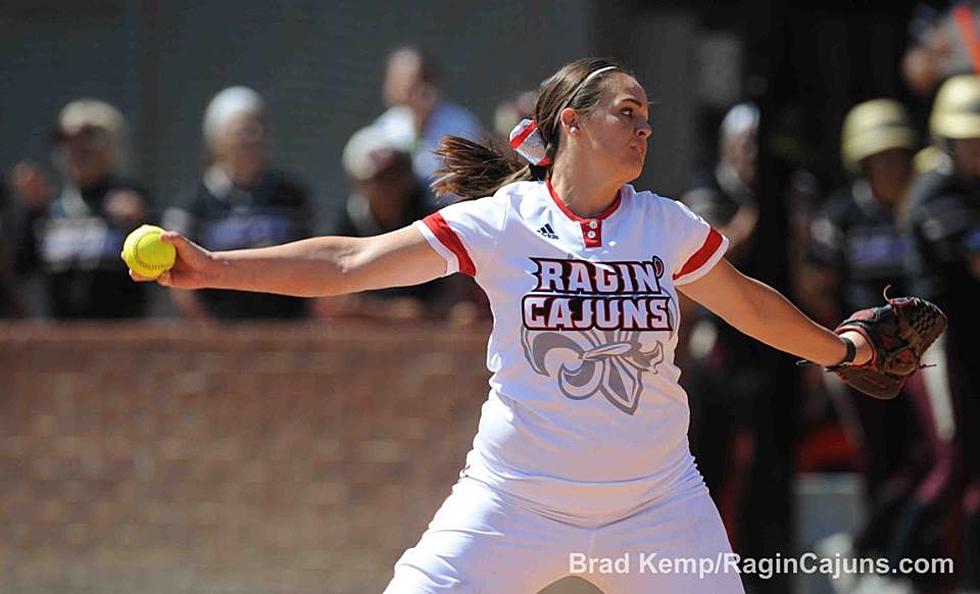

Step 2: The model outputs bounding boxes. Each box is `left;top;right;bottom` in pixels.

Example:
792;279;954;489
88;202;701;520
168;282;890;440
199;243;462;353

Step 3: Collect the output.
820;288;947;400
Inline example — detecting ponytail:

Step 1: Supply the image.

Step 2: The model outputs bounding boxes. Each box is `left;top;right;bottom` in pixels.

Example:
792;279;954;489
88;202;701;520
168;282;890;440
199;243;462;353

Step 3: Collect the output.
431;136;544;200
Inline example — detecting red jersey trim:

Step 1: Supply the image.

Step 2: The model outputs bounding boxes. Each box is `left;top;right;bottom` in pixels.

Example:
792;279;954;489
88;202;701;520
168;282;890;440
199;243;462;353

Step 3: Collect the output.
673;227;724;281
422;213;477;277
546;178;622;222
546;179;621;248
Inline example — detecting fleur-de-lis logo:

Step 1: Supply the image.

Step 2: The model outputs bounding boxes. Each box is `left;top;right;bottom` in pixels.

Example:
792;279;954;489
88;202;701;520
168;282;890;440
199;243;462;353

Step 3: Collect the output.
521;327;664;415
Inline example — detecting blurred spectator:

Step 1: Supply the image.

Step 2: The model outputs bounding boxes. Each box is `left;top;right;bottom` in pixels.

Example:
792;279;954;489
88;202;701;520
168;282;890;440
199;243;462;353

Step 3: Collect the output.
805;100;930;579
317;125;476;320
902;3;980;97
680;103;770;550
374;46;484;196
10;99;150;319
683;104;760;262
336;126;432;238
492;90;536;142
905;75;980;591
902;3;979;190
806;100;916;320
163;86;312;320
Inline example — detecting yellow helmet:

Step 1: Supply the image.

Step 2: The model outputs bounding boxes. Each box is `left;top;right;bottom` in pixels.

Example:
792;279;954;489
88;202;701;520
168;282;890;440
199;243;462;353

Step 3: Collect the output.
930;75;980;139
841;99;917;173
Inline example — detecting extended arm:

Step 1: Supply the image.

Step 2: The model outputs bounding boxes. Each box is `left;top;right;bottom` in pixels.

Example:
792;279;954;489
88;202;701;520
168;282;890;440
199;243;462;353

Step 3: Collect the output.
679;258;872;367
131;226;448;298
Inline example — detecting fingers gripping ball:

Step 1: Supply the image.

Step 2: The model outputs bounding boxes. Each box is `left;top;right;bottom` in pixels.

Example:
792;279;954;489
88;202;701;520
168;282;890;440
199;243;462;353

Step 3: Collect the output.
122;225;176;278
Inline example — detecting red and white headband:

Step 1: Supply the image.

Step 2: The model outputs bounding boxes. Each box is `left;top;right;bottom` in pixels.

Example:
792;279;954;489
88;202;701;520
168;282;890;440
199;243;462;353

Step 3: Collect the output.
509;118;551;166
508;66;619;167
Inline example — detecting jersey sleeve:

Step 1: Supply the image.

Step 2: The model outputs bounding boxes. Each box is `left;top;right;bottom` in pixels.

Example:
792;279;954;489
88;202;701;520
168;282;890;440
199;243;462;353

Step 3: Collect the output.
663;198;730;286
412;196;506;278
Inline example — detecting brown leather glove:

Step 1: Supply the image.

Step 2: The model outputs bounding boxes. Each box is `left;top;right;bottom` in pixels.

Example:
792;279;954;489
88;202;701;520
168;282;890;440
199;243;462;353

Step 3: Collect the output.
828;288;947;400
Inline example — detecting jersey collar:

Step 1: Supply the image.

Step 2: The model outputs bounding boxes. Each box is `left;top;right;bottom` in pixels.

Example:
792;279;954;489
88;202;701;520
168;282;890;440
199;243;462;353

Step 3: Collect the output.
545;178;623;222
545;179;623;248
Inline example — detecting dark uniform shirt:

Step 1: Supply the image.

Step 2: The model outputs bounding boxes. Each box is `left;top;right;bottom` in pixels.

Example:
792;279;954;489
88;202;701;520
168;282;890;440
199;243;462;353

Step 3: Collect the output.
331;184;444;304
16;176;149;319
165;168;312;319
682;168;752;235
808;179;910;314
906;167;980;394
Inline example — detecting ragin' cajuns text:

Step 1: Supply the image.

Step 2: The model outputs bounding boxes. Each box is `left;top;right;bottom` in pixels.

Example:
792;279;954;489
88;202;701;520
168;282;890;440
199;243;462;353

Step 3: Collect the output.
522;256;673;331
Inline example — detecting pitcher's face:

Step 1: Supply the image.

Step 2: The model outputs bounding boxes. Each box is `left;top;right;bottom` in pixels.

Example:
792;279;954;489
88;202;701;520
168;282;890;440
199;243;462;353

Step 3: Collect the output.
574;73;652;183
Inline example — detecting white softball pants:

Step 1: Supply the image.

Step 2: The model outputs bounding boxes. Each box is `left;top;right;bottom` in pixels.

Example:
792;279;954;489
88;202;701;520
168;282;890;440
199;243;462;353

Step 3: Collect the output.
383;477;745;593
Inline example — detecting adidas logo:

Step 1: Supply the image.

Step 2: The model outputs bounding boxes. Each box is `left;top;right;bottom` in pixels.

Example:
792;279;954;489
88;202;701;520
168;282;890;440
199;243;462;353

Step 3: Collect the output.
537;223;559;240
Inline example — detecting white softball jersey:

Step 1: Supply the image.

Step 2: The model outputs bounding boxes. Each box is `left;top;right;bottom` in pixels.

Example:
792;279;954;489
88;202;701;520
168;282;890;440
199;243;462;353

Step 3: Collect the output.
413;179;729;523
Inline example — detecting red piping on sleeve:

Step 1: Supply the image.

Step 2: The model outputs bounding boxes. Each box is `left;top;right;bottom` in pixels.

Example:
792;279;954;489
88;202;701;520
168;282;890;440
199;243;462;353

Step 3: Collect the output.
422;213;477;276
673;227;723;281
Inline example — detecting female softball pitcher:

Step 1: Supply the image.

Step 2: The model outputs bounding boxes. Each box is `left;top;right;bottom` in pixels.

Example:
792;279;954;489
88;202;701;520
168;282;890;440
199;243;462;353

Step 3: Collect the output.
131;59;879;593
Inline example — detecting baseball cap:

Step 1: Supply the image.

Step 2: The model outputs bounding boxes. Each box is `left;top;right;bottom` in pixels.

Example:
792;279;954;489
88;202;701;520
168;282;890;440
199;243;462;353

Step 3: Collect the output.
54;99;125;140
342;125;406;181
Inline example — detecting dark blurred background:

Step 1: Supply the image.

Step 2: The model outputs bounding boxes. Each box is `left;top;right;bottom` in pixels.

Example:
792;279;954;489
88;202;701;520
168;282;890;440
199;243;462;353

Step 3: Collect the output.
0;0;932;224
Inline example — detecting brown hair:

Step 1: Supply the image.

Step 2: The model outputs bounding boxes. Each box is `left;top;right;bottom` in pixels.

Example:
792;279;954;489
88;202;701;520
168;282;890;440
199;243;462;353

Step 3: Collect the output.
432;57;628;199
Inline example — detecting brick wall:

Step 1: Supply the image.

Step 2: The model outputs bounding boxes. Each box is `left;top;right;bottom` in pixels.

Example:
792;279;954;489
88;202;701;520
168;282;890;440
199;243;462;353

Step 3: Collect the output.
0;322;599;594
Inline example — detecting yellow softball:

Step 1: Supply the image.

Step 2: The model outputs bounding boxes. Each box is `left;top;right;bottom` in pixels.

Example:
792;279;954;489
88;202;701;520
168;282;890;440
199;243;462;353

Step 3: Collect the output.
122;224;176;279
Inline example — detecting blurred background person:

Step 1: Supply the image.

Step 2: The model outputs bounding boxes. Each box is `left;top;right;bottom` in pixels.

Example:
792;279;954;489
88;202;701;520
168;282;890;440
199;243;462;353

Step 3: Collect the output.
680;102;769;555
10;99;151;319
902;2;980;99
374;46;484;200
804;100;936;593
317;124;449;319
901;2;980;180
905;74;980;592
683;103;760;260
163;86;313;320
492;89;536;143
803;99;918;327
